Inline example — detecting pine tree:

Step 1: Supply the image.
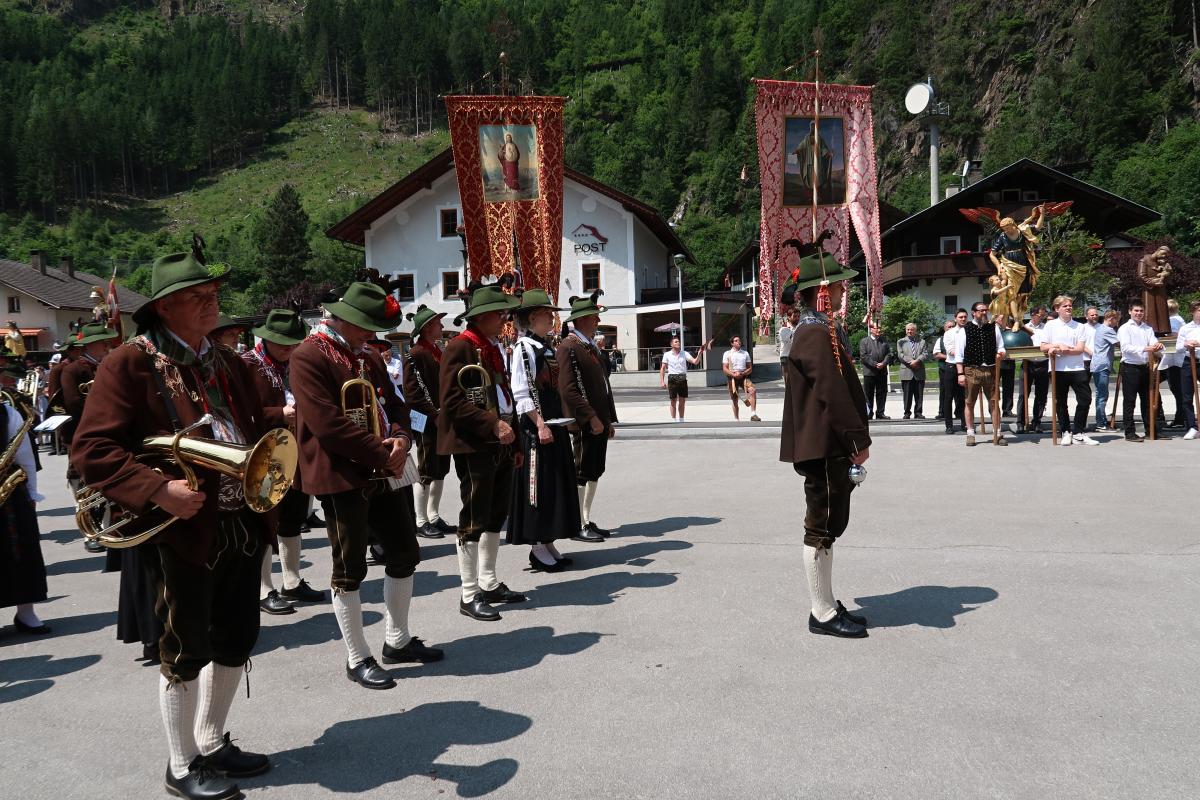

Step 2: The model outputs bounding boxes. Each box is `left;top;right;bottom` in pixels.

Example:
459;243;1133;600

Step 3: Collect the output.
256;183;313;294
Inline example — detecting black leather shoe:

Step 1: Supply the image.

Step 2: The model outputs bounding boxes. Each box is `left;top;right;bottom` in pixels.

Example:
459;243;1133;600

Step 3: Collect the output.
84;538;104;553
529;552;565;573
875;414;890;420
554;554;574;566
366;544;385;565
204;732;270;778
299;522;311;533
259;591;295;615
432;518;458;535
808;611;868;638
903;413;911;419
415;523;443;539
13;615;51;635
346;656;396;689
837;601;867;626
459;597;502;621
585;521;611;538
914;414;925;419
479;582;526;604
279;580;325;603
572;526;605;543
944;427;955;434
165;757;241;800
381;636;444;664
1125;433;1144;442
306;511;324;528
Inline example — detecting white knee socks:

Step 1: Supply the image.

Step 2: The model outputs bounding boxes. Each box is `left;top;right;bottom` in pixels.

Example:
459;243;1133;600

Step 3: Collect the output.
279;536;302;591
458;540;480;602
428;479;445;523
259;549;275;598
332;590;371;667
577;485;588;526
383;575;413;650
582;481;598;525
413;482;430;527
195;663;243;755
160;675;200;779
803;545;837;623
478;531;501;592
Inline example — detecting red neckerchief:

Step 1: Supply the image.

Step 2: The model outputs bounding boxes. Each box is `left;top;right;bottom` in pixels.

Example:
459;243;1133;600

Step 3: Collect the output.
252;342;288;392
458;327;513;405
415;337;442;363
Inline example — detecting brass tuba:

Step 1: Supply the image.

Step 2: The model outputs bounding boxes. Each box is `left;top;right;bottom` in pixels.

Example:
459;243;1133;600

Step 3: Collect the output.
457;358;497;412
341;359;388;479
75;414;298;549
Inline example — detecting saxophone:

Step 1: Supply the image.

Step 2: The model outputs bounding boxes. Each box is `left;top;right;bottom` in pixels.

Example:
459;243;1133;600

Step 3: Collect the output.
0;402;34;505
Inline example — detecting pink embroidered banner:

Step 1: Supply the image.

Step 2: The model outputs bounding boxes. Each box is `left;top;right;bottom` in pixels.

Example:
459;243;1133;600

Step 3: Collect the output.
444;95;566;294
753;79;883;332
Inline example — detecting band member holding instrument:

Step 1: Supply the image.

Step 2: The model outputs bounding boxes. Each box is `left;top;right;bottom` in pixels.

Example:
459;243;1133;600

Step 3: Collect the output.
1;362;49;636
779;254;871;639
291;282;441;691
439;284;526;622
73;252;275;800
557;292;617;543
403;304;456;539
209;314;248;351
509;290;580;572
46;340;77;454
243;309;324;614
62;322;120;552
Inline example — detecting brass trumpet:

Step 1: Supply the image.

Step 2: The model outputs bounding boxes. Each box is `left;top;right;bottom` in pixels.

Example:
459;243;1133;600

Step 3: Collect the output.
75;414;298;549
341;359;388;479
78;380;94;397
458;359;497;412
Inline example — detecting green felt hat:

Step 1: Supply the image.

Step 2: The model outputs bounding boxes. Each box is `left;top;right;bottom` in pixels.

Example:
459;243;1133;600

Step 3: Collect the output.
787;253;858;293
324;281;402;332
406;304;447;339
133;252;228;326
252;309;307;346
563;291;607;323
77;322;120;345
463;285;521;320
210;313;247;334
517;289;564;312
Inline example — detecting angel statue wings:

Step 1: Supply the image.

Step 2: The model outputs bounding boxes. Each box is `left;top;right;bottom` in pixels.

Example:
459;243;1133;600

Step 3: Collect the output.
960;202;1073;331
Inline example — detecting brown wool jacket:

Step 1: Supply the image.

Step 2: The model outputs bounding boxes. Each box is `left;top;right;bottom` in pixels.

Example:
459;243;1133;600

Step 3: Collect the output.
436;334;512;456
290;336;411;496
241;351;288;431
60;357;97;421
780;318;872;464
46;358;68;409
403;346;440;420
556;334;618;429
72;340;271;565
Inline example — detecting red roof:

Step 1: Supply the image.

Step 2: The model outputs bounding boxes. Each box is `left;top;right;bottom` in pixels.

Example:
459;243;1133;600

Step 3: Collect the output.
325;148;693;261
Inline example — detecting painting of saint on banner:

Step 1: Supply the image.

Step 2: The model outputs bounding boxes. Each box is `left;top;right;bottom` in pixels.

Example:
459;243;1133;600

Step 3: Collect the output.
479;124;540;203
783;117;846;206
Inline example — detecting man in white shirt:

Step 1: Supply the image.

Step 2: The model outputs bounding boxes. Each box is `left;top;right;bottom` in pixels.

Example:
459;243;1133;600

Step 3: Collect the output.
658;335;704;422
1040;295;1098;445
722;336;759;421
1161;299;1187;429
1082;306;1099;374
1176;299;1200;439
1117;301;1164;442
939;310;968;433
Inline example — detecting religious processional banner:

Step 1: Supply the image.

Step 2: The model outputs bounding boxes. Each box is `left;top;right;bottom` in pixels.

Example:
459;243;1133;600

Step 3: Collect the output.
444;95;566;293
753;79;884;329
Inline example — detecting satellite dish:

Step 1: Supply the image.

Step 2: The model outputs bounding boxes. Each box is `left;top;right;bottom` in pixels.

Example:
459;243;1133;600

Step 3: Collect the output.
904;82;933;115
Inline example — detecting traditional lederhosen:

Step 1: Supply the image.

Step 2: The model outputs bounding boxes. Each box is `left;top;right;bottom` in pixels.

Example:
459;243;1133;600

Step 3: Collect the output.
73;331;270;683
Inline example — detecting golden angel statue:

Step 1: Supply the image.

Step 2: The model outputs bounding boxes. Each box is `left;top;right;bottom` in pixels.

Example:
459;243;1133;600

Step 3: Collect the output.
960;202;1073;331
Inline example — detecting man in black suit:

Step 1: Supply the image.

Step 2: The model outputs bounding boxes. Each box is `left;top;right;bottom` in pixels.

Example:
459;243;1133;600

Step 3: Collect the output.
858;322;893;420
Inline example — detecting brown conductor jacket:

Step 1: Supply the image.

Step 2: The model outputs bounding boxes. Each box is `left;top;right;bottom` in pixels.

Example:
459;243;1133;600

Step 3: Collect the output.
403;346;440;421
72;336;271;565
556;333;618;429
290;333;411;496
46;358;67;409
436;333;512;456
780;311;872;463
60;356;97;421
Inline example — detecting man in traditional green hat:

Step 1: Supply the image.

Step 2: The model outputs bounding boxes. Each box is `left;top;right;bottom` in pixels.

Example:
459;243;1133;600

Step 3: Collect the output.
438;284;527;621
779;253;872;639
402;304;456;539
45;338;79;455
556;291;618;543
210;314;248;351
73;251;277;799
290;281;442;691
243;309;325;615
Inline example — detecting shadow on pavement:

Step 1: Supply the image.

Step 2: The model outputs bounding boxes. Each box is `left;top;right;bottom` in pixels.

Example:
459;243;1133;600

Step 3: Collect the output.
44;554;106;576
852;585;999;629
257;701;530;797
0;653;102;704
414;625;605;678
519;570;679;610
614;516;720;538
37;505;79;518
42;527;85;546
562;538;693;571
253;610;383;655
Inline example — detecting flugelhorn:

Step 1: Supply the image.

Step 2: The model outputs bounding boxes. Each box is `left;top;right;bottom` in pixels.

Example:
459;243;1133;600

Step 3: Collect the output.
341;359;388;479
458;358;496;412
75;414;298;549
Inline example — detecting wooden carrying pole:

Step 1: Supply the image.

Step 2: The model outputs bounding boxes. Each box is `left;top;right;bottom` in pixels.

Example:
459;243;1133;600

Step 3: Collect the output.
1192;351;1200;428
1021;360;1029;431
992;357;1003;444
1149;352;1159;441
1109;370;1121;429
1049;353;1058;444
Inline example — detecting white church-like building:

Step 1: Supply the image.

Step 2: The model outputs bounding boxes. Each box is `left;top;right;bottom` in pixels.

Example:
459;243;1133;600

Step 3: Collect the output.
326;149;750;383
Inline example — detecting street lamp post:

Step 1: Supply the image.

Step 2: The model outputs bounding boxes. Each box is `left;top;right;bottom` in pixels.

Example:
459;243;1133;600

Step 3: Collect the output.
672;253;686;352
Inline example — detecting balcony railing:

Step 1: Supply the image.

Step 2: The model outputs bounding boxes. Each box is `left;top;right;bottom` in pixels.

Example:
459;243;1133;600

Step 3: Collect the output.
881;252;993;286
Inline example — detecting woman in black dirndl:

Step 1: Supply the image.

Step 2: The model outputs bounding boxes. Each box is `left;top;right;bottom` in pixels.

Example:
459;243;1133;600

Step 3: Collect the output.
0;395;50;634
507;290;580;572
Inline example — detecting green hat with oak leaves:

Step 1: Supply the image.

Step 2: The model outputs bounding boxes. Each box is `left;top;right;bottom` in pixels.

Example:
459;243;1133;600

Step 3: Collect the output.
133;251;228;326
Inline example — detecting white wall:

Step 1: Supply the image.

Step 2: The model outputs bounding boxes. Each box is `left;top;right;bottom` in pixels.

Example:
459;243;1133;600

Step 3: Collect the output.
899;277;989;321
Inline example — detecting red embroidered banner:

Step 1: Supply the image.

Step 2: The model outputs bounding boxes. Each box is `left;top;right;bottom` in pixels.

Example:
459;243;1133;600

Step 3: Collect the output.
753;79;883;332
444;95;566;295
